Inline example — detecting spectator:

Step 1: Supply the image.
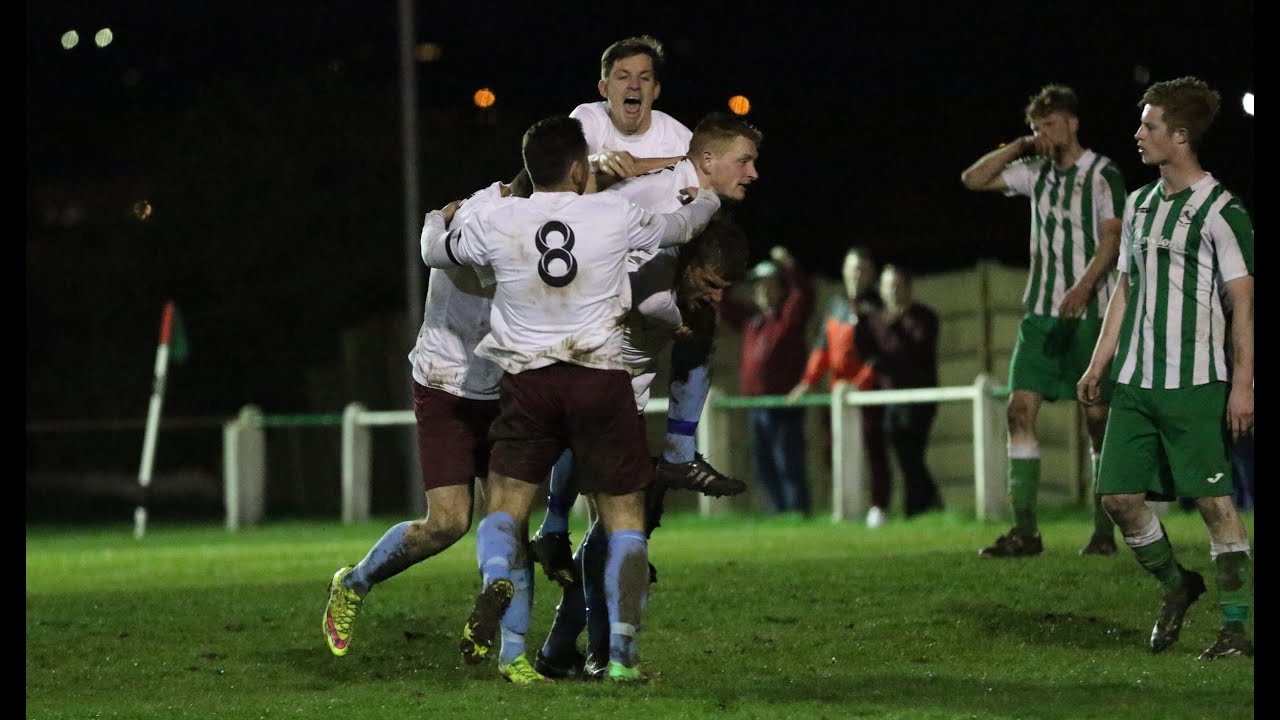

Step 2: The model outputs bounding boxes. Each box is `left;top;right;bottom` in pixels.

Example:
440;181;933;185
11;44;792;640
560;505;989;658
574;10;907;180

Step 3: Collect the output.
860;265;944;517
720;246;816;515
787;246;890;528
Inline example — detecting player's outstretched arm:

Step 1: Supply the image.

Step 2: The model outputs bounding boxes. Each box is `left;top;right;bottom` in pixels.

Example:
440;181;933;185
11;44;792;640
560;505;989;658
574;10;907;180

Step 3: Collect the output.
960;136;1033;192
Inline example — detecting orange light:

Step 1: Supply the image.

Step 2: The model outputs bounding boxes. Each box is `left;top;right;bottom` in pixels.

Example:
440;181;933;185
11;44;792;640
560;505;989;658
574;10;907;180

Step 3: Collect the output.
728;95;751;115
473;88;496;109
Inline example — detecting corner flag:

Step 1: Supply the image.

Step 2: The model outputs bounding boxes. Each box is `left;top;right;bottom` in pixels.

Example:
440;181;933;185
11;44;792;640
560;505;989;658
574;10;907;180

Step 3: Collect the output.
135;300;185;539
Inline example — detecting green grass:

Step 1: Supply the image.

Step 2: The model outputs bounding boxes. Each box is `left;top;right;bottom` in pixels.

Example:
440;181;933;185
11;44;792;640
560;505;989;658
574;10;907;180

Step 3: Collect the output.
27;509;1254;719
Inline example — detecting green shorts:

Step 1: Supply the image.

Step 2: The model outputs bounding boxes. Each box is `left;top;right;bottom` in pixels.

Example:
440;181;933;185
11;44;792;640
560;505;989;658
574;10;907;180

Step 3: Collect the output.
1008;314;1103;402
1097;382;1233;500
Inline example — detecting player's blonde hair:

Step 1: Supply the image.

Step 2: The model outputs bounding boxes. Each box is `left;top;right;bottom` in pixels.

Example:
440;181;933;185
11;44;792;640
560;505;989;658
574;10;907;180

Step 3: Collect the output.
688;113;763;158
1024;84;1079;124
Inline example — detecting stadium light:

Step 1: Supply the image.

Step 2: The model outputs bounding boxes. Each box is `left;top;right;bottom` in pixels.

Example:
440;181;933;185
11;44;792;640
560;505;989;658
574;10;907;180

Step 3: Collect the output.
60;30;79;50
1242;92;1254;117
473;87;496;109
94;28;113;48
728;95;751;115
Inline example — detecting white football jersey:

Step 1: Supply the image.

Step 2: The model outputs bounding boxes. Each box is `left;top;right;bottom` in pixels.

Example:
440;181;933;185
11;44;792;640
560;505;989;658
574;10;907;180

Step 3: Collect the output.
407;181;505;399
570;101;692;159
571;101;692;200
616;159;702;399
420;188;720;374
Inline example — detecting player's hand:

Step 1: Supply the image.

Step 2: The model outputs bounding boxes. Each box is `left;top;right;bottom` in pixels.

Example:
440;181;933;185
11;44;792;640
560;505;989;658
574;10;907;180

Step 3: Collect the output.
770;245;795;269
1057;283;1091;319
1076;366;1104;406
1227;382;1254;440
440;199;463;226
1031;133;1065;164
672;324;694;340
594;150;639;178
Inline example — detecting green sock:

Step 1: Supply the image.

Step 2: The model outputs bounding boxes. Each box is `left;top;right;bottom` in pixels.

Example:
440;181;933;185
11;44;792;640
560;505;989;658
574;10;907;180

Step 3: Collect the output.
1090;456;1114;537
1130;532;1185;593
1215;551;1251;631
1009;457;1040;534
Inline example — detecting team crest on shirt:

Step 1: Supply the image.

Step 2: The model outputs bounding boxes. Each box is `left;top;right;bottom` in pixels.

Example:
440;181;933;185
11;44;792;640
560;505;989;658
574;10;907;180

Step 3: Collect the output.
1176;206;1198;226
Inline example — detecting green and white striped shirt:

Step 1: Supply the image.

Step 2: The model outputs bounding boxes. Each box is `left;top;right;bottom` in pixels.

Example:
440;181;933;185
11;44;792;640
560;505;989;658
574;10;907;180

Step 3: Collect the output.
1112;173;1254;389
1002;149;1127;319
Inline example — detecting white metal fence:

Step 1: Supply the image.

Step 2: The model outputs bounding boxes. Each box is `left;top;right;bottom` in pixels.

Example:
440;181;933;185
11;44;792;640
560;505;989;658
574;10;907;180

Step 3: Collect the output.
222;375;1008;530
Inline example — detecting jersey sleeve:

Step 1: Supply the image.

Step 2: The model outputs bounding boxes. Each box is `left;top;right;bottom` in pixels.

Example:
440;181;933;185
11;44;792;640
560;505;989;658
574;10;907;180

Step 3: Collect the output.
1116;191;1140;275
570;103;606;155
1096;161;1126;221
1211;197;1255;283
623;190;721;252
1000;157;1038;198
420;209;490;269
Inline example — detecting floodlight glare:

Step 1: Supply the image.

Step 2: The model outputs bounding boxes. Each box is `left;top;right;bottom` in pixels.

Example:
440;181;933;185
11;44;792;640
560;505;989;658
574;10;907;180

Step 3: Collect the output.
1242;92;1254;117
473;88;496;109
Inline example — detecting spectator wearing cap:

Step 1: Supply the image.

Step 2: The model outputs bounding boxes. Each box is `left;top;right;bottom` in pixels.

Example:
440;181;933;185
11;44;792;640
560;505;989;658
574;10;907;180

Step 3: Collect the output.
719;246;816;515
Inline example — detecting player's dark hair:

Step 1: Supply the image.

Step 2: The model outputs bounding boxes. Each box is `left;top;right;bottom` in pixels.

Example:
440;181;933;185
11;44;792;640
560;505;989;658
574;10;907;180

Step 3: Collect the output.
600;35;665;81
521;116;588;188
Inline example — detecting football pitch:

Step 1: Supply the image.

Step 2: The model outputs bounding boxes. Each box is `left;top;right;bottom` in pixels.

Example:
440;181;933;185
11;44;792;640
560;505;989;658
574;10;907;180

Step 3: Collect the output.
27;508;1253;719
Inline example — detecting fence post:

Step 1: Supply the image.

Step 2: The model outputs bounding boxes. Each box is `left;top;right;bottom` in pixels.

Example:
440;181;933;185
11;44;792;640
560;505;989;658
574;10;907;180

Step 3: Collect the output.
341;402;371;524
972;374;1007;520
223;404;264;531
829;381;865;522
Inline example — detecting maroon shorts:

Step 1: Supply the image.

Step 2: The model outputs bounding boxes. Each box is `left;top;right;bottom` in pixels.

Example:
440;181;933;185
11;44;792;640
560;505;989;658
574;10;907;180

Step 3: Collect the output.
488;364;652;496
413;381;500;491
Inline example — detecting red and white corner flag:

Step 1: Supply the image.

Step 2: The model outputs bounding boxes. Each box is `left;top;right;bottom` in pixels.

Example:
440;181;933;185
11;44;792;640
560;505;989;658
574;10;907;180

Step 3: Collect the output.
135;300;188;539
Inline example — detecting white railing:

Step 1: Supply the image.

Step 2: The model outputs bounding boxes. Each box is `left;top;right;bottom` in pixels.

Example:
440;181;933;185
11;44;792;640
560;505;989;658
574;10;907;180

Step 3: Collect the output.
827;374;1007;522
325;392;725;526
222;376;1007;529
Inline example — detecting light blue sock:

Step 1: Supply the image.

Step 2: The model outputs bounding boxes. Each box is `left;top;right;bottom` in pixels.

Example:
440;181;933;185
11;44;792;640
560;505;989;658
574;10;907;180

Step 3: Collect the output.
605;529;650;668
540;540;587;660
499;566;533;666
476;512;517;586
537;449;576;537
344;520;412;597
663;362;711;463
582;522;610;657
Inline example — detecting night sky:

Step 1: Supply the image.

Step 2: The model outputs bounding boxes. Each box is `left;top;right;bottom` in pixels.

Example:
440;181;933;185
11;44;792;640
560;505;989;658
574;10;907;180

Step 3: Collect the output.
27;1;1254;421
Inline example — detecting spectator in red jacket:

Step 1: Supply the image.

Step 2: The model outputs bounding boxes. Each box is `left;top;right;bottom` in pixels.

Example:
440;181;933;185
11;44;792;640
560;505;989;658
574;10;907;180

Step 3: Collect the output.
720;245;816;515
787;246;891;527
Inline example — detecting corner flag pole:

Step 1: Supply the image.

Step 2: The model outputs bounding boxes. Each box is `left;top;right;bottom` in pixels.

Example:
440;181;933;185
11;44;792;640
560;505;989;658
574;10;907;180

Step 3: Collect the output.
135;300;177;539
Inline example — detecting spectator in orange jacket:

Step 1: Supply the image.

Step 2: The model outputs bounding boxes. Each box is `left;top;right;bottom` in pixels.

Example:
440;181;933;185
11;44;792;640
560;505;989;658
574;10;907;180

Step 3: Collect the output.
787;246;891;527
